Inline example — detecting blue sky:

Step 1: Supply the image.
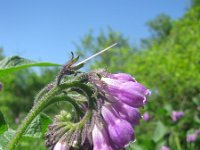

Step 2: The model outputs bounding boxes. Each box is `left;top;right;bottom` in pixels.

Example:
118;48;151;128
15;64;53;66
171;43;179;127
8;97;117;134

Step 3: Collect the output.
0;0;190;64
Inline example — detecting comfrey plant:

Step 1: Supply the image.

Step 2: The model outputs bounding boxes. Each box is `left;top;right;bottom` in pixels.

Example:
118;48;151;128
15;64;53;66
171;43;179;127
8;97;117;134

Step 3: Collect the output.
3;44;150;150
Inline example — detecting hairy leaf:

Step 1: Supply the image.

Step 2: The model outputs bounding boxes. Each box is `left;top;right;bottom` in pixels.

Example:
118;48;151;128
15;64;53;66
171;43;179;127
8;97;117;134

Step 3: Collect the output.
0;129;15;150
24;113;52;138
0;56;60;76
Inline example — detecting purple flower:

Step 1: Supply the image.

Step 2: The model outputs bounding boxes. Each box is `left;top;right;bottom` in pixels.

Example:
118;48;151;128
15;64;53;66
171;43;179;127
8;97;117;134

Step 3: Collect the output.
143;112;151;122
171;111;184;122
0;82;2;91
53;141;67;150
187;134;197;142
160;145;170;150
92;124;114;150
112;101;141;126
101;76;150;108
101;105;134;148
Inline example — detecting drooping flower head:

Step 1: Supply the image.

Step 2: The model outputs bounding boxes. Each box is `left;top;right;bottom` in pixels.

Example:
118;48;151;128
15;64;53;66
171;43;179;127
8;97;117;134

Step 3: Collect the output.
171;111;184;122
46;71;150;150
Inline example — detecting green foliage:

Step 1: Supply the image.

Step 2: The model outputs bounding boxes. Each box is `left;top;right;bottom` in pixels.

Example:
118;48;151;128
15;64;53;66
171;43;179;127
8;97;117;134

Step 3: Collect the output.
141;14;173;48
0;113;52;150
152;121;168;142
0;55;59;127
0;129;15;150
0;111;8;135
0;55;61;149
24;113;52;138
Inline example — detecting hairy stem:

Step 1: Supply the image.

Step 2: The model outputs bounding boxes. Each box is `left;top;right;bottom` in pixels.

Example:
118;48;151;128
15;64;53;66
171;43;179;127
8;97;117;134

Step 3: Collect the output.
6;86;59;150
7;81;85;150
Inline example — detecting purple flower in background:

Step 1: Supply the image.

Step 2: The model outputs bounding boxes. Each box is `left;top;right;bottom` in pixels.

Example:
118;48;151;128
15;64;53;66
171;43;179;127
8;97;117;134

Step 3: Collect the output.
101;105;134;148
187;134;197;142
92;124;114;150
101;76;150;108
0;82;2;91
186;130;200;142
171;111;184;122
143;112;151;122
160;145;170;150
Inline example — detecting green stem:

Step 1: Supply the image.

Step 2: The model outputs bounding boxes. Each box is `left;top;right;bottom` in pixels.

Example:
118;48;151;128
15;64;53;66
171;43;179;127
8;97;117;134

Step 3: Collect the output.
6;87;59;150
175;133;182;150
6;81;84;150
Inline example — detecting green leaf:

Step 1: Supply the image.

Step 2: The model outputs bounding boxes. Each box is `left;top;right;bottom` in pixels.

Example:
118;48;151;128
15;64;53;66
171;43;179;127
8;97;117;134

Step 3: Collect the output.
0;111;8;135
24;113;52;138
40;114;52;135
152;121;167;142
0;129;15;150
0;56;61;76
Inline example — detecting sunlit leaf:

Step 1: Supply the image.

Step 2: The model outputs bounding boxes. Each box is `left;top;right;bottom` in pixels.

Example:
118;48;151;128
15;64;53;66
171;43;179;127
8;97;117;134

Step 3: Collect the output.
152;121;167;142
0;56;61;76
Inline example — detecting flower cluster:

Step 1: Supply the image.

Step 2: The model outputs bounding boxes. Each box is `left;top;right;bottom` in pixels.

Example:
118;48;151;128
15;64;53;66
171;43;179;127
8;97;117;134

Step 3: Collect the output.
91;73;150;149
45;71;150;150
171;111;184;122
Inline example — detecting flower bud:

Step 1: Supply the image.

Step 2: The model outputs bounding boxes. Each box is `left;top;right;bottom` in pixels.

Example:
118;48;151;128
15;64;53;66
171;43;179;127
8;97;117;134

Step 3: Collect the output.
101;105;134;148
112;101;141;125
101;77;150;108
92;124;114;150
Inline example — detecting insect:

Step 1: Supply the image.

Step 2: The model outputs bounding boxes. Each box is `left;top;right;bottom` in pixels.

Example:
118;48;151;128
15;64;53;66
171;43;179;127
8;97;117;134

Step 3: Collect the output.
56;43;118;85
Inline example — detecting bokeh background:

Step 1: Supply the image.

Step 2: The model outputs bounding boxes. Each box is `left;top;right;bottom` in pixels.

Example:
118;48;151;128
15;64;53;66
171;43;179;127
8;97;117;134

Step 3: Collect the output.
0;0;200;149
